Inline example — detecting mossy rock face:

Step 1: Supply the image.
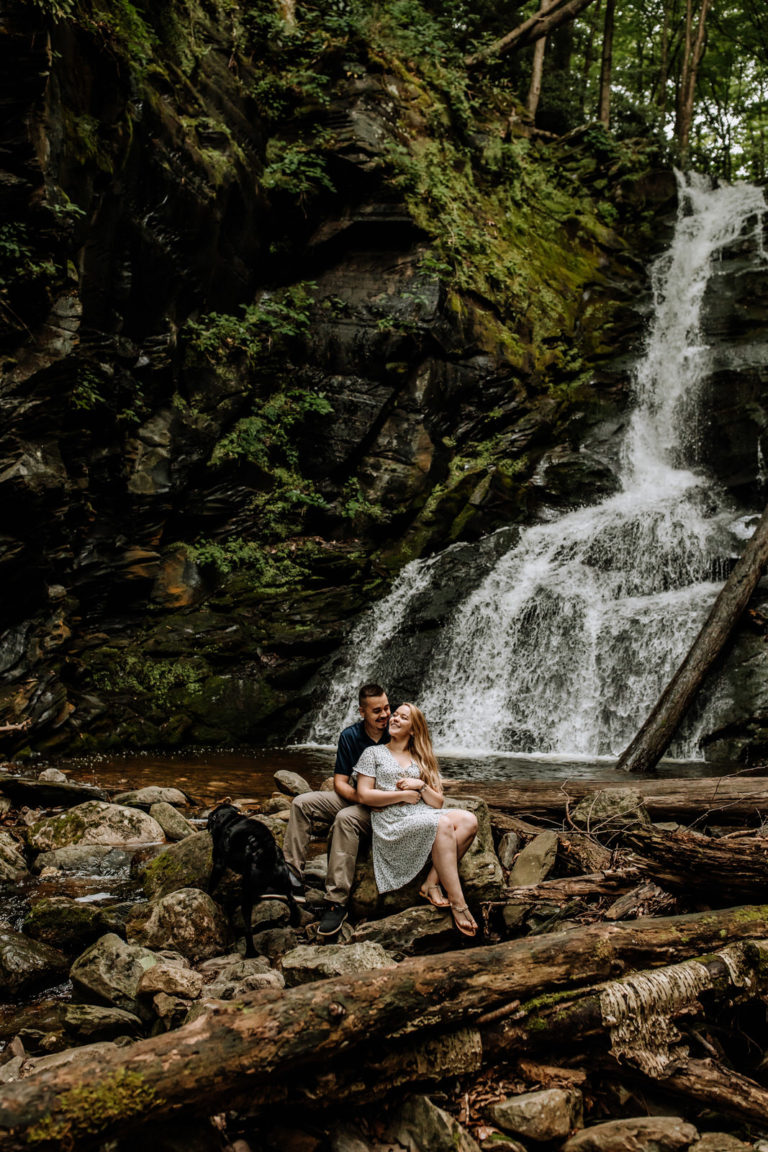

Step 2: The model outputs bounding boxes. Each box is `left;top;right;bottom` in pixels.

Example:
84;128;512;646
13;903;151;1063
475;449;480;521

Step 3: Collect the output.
26;802;165;853
22;897;108;956
138;831;213;899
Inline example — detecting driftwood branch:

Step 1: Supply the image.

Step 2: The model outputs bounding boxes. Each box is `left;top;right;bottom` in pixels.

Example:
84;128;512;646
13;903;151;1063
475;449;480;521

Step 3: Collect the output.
623;824;768;901
617;503;768;774
2;907;768;1149
465;0;599;65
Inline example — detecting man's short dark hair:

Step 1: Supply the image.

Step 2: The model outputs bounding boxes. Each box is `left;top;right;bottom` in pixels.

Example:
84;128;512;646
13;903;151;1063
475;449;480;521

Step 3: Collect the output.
359;682;386;704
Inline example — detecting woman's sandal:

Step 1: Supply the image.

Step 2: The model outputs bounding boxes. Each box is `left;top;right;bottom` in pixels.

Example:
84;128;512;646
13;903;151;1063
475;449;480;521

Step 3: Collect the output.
450;903;478;938
419;883;450;908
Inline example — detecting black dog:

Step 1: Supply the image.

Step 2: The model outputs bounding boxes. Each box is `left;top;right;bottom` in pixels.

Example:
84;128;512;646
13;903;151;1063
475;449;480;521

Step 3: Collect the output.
207;803;301;957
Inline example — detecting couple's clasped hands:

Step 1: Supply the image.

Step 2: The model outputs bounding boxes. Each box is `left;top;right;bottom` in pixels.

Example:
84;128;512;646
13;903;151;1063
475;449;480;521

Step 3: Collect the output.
395;776;424;803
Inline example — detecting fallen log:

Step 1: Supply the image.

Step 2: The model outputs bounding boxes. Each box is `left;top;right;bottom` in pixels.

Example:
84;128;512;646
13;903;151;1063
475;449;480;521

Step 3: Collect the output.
448;776;768;821
3;906;768;1149
623;825;768;900
486;939;766;1068
492;868;643;906
617;502;768;774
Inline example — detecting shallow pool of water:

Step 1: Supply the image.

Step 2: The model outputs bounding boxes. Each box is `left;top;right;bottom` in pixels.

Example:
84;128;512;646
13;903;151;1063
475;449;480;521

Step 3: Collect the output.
33;744;738;805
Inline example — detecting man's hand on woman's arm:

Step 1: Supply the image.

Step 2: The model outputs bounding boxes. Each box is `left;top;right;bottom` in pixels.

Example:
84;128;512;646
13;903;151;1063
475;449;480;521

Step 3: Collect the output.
357;774;421;807
333;774;358;802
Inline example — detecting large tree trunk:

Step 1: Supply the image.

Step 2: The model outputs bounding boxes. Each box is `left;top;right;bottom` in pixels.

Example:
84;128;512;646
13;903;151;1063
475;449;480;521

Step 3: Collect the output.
2;907;768;1149
447;776;768;821
615;502;768;774
596;0;615;125
465;0;598;66
526;0;559;119
676;0;712;164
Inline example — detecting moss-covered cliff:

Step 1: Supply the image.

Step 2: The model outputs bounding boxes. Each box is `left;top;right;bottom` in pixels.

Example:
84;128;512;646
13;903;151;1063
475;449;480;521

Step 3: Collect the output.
0;0;686;751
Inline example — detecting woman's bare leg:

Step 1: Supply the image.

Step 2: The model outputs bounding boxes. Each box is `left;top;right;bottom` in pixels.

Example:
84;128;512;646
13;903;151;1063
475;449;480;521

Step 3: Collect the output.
423;809;478;900
430;814;477;934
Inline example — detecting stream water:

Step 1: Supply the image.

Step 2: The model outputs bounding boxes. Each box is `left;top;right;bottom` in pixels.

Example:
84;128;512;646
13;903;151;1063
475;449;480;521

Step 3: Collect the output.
308;173;768;758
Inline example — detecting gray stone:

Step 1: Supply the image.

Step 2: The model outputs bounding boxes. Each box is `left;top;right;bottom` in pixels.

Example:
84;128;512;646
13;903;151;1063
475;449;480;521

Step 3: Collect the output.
304;855;328;882
139;831;212;898
570;789;651;834
149;801;194;841
114;786;190;809
274;770;312;796
199;955;284;998
330;1125;379;1152
490;1087;583;1143
33;843;131;877
281;941;396;986
561;1116;699;1151
26;801;165;852
0;928;68;996
352;905;456;957
137;962;204;1000
497;832;521;870
70;932;161;1016
262;794;292;814
480;1137;527;1152
126;888;228;961
507;831;559;887
38;768;67;783
386;1094;481;1152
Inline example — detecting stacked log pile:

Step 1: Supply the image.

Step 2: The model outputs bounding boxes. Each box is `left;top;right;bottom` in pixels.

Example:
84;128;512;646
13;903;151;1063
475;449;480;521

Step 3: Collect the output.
3;773;768;1151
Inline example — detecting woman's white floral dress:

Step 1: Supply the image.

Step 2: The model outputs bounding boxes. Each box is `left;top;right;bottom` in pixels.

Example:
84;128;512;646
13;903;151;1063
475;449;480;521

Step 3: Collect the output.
355;744;441;893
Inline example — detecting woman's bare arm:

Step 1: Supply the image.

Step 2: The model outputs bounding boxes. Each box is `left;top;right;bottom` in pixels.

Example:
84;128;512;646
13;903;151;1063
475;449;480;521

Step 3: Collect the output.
356;773;420;807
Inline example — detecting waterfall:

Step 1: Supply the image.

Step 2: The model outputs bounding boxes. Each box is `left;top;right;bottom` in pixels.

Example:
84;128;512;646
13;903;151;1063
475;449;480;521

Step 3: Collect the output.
310;174;767;755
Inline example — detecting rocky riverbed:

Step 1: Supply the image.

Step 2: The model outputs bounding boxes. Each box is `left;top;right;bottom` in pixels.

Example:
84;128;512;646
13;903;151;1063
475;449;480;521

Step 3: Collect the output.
2;764;768;1152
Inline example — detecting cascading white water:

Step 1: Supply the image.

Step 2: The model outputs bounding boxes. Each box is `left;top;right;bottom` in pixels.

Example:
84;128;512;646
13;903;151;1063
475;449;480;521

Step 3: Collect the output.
310;174;767;754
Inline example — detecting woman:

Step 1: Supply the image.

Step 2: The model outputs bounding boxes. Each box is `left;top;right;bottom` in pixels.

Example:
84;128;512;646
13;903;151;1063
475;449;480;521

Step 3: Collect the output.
355;703;479;937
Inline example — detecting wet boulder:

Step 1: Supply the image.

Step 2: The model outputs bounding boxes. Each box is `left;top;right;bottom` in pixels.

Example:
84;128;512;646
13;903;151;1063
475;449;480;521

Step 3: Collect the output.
33;843;132;877
70;932;162;1016
138;831;212;898
385;1094;481;1152
63;1003;144;1044
198;954;285;998
26;801;164;853
281;941;397;987
114;786;190;809
561;1115;698;1150
274;770;312;796
126;888;228;961
507;831;559;887
137;961;204;1000
149;801;194;841
356;907;462;960
0;778;108;809
0;928;68;997
491;1087;583;1144
22;897;109;956
570;788;651;836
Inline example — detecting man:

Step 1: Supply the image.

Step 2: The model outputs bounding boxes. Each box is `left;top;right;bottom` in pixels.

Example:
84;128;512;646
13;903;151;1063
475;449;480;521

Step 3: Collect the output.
283;682;390;939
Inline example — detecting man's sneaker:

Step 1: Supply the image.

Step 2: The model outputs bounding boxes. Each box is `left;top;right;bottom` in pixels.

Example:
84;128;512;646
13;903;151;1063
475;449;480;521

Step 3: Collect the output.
288;870;306;904
317;902;348;939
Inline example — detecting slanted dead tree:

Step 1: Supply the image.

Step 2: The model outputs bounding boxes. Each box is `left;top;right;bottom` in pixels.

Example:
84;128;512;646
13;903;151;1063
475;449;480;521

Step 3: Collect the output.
617;502;768;774
465;0;599;66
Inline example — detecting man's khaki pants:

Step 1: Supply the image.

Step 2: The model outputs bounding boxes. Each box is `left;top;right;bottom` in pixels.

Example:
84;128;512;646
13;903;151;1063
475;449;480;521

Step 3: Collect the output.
283;790;371;905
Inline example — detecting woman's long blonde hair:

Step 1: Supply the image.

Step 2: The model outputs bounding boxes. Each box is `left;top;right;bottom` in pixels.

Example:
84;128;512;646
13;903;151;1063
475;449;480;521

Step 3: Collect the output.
402;703;442;793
